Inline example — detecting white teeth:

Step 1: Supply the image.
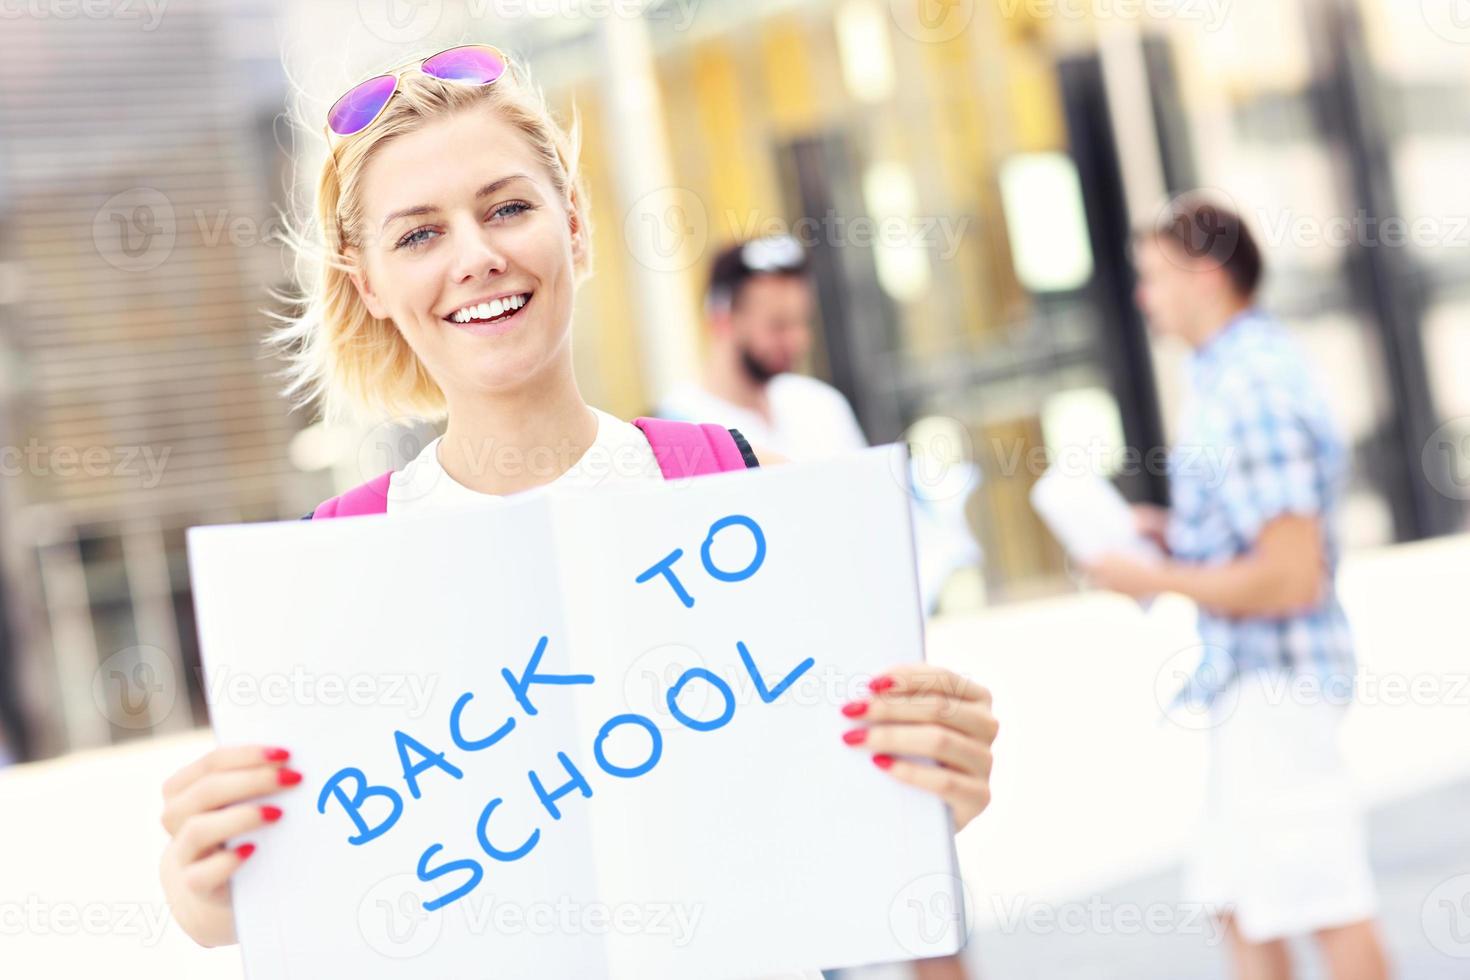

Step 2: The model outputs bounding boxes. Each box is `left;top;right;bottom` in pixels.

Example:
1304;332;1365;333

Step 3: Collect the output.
449;294;529;322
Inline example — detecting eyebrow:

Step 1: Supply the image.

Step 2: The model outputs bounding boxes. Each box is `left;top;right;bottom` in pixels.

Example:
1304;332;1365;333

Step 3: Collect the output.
380;174;533;231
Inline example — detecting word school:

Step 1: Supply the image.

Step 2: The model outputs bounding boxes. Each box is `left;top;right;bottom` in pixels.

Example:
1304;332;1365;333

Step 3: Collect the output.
315;513;815;912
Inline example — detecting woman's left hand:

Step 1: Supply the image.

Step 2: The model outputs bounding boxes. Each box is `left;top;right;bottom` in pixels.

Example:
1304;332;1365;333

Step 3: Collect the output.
840;665;997;832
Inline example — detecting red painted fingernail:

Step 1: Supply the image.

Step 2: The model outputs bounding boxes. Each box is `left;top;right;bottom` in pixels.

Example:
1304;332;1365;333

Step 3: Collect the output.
873;754;895;770
235;843;256;860
260;805;283;822
277;768;302;786
842;728;867;746
841;701;868;718
263;747;290;762
869;676;895;693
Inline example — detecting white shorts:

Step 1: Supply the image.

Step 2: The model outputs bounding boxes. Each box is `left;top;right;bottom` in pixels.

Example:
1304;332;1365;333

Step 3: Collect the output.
1183;669;1378;943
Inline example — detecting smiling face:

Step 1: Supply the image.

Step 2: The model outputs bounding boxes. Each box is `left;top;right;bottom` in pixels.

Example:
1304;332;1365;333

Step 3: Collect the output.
346;105;585;403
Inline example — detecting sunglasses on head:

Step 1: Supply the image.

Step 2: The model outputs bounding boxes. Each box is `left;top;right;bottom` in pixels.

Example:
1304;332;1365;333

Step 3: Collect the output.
326;44;509;139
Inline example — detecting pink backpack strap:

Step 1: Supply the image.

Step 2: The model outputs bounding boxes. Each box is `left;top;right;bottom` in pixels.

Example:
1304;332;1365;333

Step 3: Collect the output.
312;419;751;519
311;469;393;519
633;417;755;478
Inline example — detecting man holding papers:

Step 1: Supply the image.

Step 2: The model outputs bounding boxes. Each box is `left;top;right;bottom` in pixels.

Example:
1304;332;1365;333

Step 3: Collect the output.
1085;195;1390;980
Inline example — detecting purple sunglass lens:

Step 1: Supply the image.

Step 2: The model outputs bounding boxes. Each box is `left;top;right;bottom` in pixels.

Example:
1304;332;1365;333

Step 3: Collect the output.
327;74;398;136
421;46;506;85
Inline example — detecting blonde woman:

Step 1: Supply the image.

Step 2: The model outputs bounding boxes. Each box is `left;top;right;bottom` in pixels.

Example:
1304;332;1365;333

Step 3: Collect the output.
156;46;998;971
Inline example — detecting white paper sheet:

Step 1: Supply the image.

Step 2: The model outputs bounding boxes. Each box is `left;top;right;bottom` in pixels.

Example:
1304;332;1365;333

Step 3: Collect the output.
187;446;966;980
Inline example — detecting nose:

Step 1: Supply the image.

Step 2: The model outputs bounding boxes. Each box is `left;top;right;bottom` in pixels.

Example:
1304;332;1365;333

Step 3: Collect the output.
449;217;509;284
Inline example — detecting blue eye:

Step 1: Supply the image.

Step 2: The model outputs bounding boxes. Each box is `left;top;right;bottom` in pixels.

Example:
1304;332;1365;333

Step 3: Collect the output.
395;227;438;250
491;201;532;221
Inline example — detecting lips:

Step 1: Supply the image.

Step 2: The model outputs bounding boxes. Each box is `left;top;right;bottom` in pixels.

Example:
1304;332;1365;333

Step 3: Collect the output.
444;291;533;336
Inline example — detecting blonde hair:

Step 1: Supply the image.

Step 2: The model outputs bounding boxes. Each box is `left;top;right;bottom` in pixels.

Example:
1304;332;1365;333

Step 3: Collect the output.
271;50;591;424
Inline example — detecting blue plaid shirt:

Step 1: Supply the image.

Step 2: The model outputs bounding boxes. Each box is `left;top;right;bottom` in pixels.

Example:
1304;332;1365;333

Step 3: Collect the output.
1165;310;1356;705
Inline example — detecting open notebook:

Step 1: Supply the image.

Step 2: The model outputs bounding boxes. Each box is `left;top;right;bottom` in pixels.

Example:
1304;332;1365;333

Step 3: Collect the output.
187;446;966;979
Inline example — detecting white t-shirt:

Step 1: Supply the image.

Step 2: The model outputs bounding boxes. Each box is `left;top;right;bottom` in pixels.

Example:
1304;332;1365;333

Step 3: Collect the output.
658;373;866;462
385;408;665;513
381;409;831;979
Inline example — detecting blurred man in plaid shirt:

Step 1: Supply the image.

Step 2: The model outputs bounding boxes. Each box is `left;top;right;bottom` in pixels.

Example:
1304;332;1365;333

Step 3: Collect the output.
1087;195;1391;980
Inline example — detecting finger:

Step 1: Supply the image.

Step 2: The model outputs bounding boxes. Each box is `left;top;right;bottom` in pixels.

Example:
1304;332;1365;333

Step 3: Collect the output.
849;724;990;775
869;665;990;705
182;843;256;897
164;766;301;837
163;745;291;799
176;802;284;863
845;693;992;730
873;755;989;815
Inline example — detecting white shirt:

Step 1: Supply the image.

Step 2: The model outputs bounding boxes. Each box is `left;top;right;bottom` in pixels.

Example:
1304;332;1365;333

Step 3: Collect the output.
659;373;867;462
383;406;826;980
386;407;664;513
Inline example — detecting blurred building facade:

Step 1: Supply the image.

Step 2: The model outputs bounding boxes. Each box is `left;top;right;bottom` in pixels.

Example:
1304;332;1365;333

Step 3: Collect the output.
1;0;1467;760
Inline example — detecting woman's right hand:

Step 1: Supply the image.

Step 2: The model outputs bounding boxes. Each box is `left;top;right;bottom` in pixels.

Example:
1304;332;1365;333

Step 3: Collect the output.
158;745;300;947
